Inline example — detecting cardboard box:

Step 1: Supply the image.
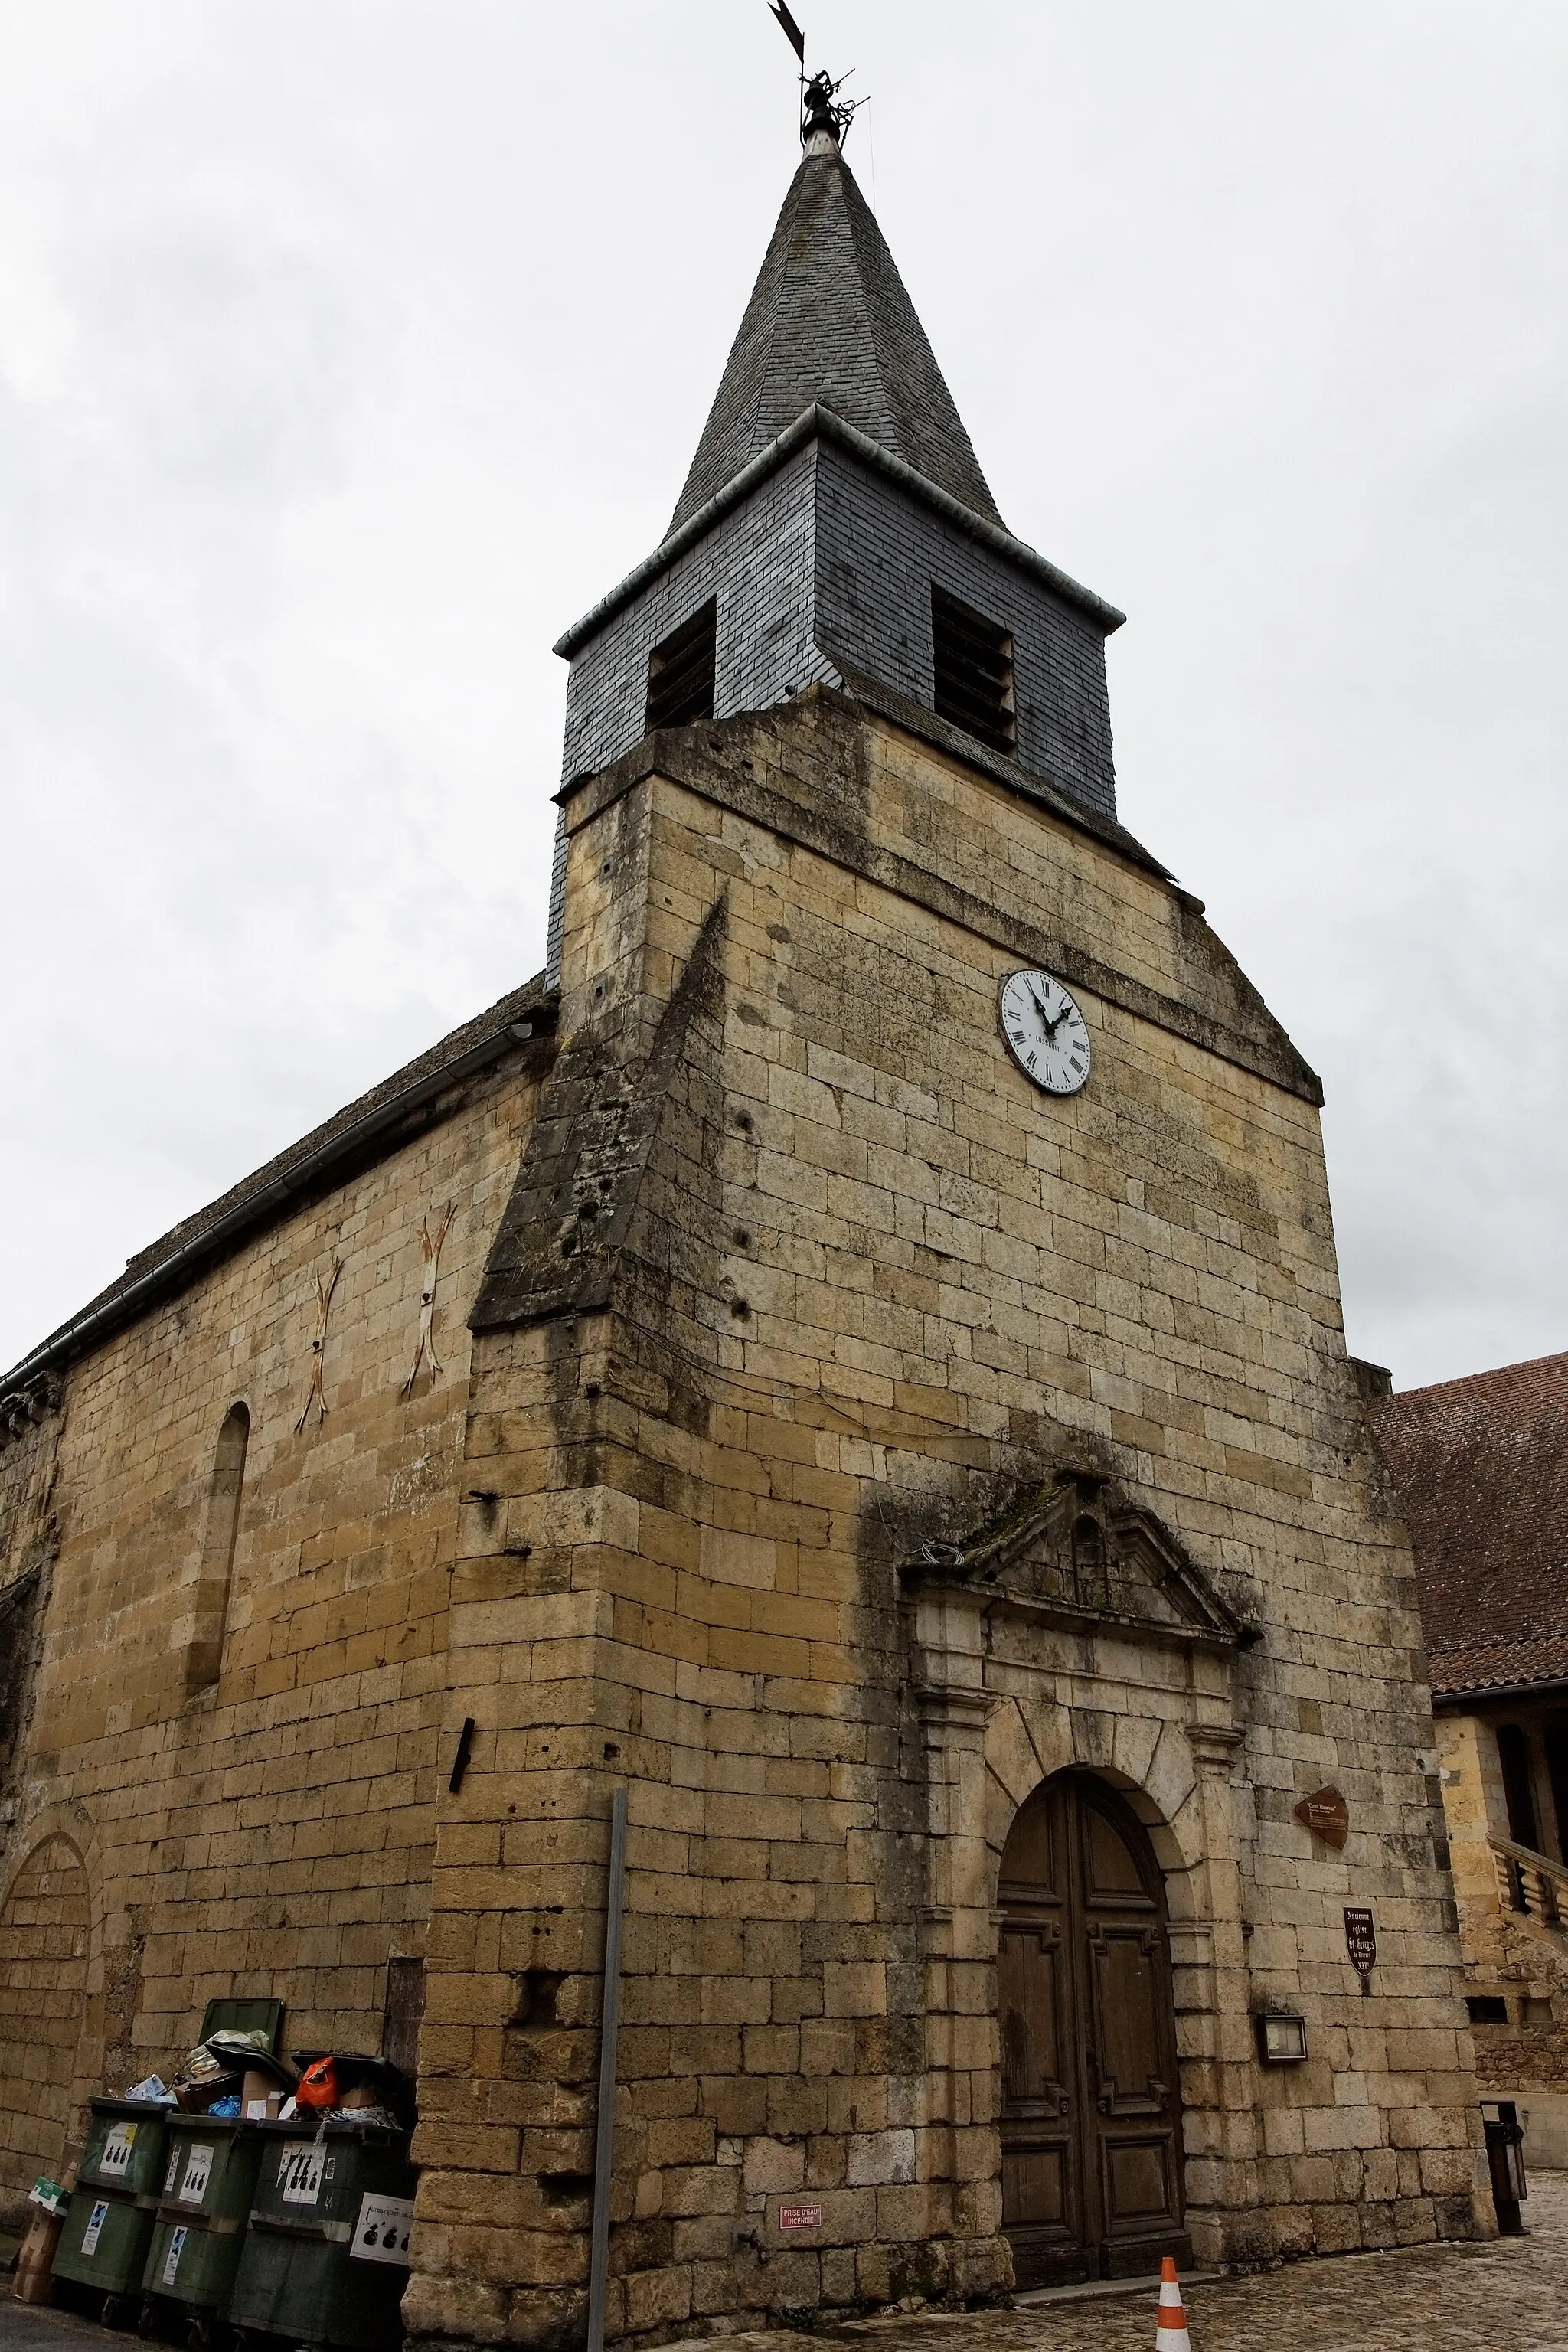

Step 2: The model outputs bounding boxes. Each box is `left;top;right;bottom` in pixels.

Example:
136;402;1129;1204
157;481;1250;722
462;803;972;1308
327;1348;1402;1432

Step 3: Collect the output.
241;2069;286;2122
11;2209;62;2305
176;2073;241;2115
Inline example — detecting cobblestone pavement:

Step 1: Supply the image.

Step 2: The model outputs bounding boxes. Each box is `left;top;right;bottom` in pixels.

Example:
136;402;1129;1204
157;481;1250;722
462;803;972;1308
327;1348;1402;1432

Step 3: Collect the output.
5;2187;1566;2352
832;2175;1568;2352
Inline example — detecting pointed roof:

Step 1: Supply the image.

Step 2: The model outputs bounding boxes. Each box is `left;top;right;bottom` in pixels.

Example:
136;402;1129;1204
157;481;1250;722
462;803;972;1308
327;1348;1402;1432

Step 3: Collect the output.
668;137;1004;537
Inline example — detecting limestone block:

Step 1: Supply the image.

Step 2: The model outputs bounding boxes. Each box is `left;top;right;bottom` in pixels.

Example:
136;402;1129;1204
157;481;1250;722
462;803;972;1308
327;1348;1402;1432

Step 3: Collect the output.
845;2129;916;2187
743;2138;804;2194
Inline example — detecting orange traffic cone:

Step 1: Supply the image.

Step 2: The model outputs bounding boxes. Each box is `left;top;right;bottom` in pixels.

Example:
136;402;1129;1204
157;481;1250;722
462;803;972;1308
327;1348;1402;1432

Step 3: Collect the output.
1155;2254;1191;2350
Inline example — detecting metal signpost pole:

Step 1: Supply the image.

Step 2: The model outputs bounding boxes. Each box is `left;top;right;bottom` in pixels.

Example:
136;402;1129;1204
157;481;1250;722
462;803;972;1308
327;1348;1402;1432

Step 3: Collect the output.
586;1784;629;2352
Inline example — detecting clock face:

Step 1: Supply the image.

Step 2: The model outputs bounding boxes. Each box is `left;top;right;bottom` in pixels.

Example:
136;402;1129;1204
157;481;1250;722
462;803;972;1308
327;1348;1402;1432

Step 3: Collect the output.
998;969;1092;1096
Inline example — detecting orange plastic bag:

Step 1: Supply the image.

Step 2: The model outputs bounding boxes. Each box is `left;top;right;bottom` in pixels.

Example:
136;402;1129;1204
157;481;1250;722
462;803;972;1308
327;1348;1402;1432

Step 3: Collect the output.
296;2056;340;2111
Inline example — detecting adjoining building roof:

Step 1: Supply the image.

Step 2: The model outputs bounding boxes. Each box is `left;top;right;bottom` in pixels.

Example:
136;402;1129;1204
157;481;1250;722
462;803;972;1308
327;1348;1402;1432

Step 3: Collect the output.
1;976;555;1396
1370;1351;1568;1697
667;139;1004;537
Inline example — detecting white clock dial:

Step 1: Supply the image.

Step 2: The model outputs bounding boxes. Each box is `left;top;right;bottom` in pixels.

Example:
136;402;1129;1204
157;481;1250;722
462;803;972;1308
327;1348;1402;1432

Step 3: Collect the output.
998;969;1092;1096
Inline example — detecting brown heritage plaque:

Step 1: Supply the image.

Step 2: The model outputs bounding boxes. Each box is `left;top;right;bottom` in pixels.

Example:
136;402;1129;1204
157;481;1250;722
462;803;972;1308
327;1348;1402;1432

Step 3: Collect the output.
1344;1906;1377;1975
1294;1785;1350;1848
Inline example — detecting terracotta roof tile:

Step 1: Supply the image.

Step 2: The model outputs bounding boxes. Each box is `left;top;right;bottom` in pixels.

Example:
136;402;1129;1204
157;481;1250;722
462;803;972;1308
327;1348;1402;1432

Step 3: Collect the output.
1423;1634;1568;1696
1370;1352;1568;1695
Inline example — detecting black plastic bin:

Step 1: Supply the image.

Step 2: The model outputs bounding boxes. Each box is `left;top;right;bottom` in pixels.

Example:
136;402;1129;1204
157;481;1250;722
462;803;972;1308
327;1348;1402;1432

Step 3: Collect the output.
227;2119;416;2351
1482;2099;1529;2235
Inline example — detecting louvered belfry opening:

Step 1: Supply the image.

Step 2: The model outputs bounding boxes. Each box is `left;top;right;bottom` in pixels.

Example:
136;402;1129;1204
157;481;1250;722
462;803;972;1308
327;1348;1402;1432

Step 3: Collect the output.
646;599;717;733
932;584;1016;756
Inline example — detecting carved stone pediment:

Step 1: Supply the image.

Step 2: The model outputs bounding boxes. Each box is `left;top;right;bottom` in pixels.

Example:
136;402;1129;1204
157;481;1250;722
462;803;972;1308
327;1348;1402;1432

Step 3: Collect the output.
900;1475;1253;1655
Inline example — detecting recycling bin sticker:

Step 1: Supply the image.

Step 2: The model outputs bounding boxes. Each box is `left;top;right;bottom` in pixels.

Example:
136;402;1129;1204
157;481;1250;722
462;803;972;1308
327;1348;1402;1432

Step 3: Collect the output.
178;2145;214;2205
101;2124;137;2177
162;2227;188;2285
351;2194;414;2264
279;2142;326;2205
81;2201;109;2256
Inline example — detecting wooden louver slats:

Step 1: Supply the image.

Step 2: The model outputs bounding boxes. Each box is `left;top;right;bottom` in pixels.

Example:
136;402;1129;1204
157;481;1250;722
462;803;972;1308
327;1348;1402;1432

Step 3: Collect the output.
646;599;718;733
932;584;1016;757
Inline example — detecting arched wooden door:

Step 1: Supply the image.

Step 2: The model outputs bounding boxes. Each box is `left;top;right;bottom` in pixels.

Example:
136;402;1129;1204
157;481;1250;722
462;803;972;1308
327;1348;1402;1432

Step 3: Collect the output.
996;1772;1190;2288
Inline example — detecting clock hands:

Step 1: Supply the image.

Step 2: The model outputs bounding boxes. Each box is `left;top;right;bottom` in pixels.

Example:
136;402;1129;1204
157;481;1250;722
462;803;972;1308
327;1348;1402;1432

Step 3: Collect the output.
1029;982;1068;1043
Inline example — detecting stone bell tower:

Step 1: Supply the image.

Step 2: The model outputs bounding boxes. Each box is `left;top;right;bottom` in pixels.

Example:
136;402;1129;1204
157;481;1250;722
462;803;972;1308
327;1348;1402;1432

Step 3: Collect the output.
405;77;1491;2352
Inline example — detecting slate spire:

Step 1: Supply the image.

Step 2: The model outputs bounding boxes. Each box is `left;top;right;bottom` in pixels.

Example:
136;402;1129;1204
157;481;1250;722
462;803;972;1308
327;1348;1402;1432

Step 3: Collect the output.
667;112;1004;536
554;95;1127;847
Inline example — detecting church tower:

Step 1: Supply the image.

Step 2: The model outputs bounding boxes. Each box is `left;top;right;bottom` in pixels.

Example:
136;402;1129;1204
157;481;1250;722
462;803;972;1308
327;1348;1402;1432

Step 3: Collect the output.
550;80;1122;851
406;83;1492;2348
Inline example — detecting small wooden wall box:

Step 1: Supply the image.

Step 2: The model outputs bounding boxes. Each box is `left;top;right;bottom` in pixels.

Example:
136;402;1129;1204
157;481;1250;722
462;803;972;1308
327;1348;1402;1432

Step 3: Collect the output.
1256;2011;1308;2063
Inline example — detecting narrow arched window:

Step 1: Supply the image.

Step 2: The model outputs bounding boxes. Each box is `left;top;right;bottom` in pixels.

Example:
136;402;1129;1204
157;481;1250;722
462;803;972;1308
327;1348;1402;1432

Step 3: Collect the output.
185;1404;249;1697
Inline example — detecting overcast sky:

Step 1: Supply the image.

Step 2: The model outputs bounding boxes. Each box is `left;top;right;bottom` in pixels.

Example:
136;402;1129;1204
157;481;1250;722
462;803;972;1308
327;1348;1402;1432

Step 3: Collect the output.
2;2;1565;1392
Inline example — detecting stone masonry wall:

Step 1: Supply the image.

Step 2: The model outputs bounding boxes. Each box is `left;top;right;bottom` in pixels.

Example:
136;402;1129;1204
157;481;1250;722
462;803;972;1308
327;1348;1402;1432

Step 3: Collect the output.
405;691;1488;2352
0;1044;544;2226
1436;1707;1568;2093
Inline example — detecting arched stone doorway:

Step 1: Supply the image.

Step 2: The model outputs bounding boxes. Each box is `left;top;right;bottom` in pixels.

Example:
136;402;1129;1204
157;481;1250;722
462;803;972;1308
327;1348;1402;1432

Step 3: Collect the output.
0;1835;90;2209
997;1769;1190;2288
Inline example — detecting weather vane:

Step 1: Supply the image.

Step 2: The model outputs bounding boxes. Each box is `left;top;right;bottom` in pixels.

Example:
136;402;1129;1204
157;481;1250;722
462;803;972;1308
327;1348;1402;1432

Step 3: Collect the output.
762;2;864;148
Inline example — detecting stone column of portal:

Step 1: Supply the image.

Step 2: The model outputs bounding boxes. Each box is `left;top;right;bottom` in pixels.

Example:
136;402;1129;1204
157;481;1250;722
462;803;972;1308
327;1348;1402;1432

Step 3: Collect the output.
1178;1716;1252;2268
906;1585;1009;2300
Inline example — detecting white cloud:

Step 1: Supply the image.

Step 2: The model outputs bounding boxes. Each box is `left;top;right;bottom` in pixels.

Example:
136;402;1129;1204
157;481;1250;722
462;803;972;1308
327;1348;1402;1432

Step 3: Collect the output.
2;0;1565;1393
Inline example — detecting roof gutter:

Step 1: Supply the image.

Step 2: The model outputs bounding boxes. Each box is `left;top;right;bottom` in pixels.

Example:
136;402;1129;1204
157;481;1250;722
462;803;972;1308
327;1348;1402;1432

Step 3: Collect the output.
2;1011;549;1395
553;403;1126;660
1431;1674;1568;1712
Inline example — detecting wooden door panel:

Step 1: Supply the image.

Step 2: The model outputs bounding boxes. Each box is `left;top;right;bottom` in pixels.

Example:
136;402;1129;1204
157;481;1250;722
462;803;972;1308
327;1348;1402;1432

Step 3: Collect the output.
1003;2135;1084;2291
1002;2140;1072;2230
998;1925;1068;2117
999;1772;1188;2287
998;1788;1057;1897
1083;1806;1148;1899
1099;2132;1187;2278
1103;2136;1173;2225
998;1785;1083;2282
1087;1925;1169;2116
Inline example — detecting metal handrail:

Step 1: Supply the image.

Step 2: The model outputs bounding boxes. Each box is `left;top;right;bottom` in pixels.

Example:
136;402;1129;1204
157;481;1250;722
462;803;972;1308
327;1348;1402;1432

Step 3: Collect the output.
1490;1834;1568;1927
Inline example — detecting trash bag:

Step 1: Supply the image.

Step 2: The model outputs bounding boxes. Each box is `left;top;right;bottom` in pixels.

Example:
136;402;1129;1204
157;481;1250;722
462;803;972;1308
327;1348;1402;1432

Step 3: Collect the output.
296;2056;341;2112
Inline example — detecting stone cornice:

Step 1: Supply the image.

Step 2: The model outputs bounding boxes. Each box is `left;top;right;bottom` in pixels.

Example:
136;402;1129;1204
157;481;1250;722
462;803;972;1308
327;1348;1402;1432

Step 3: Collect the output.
563;702;1324;1109
910;1576;1243;1661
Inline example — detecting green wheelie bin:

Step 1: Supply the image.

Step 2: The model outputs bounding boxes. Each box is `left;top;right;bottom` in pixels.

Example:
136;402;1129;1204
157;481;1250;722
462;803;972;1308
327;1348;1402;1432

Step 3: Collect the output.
53;2097;172;2320
228;2119;416;2352
141;2114;269;2343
